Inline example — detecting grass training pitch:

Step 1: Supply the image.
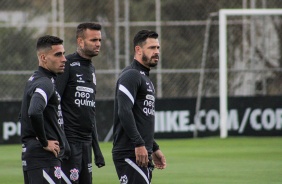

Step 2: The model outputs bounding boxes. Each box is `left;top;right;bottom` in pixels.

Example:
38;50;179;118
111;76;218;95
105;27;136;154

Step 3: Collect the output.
0;137;281;184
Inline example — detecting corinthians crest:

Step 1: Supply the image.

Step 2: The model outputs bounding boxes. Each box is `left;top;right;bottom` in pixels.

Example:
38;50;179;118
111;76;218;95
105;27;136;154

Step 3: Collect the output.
70;168;79;181
120;175;128;184
54;166;62;179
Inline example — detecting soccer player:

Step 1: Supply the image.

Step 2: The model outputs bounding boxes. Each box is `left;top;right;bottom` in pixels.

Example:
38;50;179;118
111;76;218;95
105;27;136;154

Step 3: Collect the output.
20;35;70;184
112;30;167;184
56;22;105;184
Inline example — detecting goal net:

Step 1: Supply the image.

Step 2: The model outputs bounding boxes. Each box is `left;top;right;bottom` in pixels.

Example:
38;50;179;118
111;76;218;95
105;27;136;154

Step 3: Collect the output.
218;9;282;138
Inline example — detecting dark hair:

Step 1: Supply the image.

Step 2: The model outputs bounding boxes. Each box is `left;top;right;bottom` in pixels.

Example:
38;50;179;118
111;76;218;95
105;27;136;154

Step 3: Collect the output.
133;30;158;49
76;22;102;38
36;35;63;51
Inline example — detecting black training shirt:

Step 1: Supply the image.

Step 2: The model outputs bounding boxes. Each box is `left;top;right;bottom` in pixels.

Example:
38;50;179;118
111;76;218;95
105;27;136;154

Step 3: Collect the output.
20;66;70;171
112;59;159;160
56;52;97;142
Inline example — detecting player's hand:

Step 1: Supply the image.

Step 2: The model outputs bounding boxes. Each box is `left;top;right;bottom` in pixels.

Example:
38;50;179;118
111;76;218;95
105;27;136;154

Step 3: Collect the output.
135;146;148;167
92;141;106;168
152;149;166;169
95;155;105;168
43;140;60;158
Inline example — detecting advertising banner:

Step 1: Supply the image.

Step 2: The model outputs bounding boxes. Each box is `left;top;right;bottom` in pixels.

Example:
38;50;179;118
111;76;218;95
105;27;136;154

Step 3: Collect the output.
1;96;281;144
154;96;282;138
0;101;21;144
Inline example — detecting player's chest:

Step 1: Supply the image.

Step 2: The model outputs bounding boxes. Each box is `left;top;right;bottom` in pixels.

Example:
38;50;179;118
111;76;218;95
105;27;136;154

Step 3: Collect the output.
69;66;96;87
135;76;155;104
140;77;155;95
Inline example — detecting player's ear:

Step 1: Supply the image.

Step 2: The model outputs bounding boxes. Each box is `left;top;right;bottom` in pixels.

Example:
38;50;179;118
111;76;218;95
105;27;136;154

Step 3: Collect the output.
38;53;47;64
135;45;142;55
77;37;84;48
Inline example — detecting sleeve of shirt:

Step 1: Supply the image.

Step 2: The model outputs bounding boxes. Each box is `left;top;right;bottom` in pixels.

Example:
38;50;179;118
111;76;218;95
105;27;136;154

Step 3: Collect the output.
153;139;160;152
28;78;54;147
117;70;145;147
92;117;101;152
56;61;70;96
92;117;105;166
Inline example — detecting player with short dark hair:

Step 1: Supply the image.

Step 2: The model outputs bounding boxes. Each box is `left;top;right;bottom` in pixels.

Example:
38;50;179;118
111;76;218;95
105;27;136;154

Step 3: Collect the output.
76;23;102;39
20;35;70;184
56;22;105;184
112;30;167;184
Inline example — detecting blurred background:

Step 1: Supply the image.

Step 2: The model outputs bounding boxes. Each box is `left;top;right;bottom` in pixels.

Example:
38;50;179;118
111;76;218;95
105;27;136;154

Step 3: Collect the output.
0;0;282;101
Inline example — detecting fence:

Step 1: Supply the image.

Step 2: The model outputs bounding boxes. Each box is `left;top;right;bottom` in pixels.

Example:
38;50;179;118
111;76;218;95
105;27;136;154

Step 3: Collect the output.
0;0;282;101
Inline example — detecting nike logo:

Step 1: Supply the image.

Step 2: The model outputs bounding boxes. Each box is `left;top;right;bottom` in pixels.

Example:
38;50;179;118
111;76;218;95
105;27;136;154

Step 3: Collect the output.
76;74;83;77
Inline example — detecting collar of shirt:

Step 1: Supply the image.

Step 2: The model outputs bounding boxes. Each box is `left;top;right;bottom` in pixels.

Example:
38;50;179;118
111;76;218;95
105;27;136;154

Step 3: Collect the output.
38;66;57;79
132;59;150;76
74;52;92;64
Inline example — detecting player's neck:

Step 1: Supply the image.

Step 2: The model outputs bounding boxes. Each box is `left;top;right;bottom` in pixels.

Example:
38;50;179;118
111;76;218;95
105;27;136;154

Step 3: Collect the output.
77;49;92;60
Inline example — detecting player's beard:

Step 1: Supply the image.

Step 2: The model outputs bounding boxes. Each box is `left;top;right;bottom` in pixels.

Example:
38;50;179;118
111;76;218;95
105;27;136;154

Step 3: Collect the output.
82;43;99;58
142;53;158;67
84;49;98;58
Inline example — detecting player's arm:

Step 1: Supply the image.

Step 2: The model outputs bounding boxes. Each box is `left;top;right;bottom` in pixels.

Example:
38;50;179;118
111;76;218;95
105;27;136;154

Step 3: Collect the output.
153;140;160;152
152;149;166;169
117;70;144;147
92;117;105;168
28;91;48;147
117;70;148;167
152;140;166;169
117;91;145;146
28;80;60;157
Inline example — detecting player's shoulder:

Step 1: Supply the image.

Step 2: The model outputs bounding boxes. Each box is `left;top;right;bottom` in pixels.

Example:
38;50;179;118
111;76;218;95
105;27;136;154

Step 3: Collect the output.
65;53;81;66
29;71;53;84
28;75;54;94
37;76;54;88
118;67;143;85
65;52;76;60
121;66;142;77
65;53;90;71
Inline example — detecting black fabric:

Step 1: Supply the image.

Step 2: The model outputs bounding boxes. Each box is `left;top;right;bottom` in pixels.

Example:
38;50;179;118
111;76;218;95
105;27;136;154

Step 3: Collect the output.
56;52;104;180
114;157;153;184
61;142;92;184
20;66;70;172
23;166;63;184
21;139;61;171
56;52;97;142
152;141;160;152
28;93;48;147
92;118;105;167
112;59;159;160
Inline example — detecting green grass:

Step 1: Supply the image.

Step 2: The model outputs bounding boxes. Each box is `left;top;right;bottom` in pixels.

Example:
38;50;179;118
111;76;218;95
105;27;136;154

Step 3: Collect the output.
0;137;281;184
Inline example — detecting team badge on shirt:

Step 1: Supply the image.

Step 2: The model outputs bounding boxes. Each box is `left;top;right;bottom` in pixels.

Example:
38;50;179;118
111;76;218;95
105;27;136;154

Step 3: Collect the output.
70;61;80;66
140;71;145;75
54;166;62;179
76;74;85;83
70;168;79;181
120;175;128;184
